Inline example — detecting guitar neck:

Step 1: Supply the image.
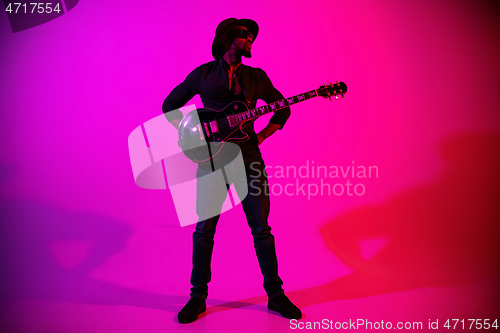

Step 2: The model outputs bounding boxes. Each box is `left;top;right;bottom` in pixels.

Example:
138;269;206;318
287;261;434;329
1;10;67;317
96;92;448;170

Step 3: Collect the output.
229;89;319;125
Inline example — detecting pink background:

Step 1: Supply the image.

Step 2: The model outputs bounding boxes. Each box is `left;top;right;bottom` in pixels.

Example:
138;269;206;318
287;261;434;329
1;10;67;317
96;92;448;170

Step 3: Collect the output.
1;0;499;332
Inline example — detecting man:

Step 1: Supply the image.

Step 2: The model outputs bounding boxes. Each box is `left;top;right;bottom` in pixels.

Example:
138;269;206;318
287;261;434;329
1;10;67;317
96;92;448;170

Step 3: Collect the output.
162;18;301;323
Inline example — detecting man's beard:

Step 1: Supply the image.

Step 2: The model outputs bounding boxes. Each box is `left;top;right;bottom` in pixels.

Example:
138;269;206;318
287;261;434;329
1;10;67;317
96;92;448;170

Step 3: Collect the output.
241;48;252;58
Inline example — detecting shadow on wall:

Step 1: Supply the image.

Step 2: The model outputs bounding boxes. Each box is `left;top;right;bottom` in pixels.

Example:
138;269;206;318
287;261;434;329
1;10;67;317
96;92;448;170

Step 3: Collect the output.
0;166;268;319
209;131;500;315
286;131;500;308
0;183;188;313
1;131;499;319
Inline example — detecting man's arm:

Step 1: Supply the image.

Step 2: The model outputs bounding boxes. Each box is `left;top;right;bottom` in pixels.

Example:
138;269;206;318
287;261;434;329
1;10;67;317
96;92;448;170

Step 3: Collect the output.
257;123;281;145
162;67;201;129
257;70;291;144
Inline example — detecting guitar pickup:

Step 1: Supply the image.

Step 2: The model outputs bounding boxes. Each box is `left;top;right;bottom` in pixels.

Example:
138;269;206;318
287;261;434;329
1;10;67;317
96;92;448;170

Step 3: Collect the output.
227;115;236;127
209;120;219;133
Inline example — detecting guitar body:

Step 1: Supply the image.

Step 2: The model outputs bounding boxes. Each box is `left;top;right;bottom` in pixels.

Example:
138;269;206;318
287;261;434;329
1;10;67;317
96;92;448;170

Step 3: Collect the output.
178;100;252;163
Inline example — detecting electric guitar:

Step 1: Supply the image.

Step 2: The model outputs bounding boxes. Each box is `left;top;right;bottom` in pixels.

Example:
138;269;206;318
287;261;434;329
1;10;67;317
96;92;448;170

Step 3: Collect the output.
178;81;347;163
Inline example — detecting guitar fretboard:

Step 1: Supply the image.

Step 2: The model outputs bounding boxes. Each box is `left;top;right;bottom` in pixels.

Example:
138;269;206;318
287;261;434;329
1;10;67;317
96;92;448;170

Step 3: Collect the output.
227;89;319;126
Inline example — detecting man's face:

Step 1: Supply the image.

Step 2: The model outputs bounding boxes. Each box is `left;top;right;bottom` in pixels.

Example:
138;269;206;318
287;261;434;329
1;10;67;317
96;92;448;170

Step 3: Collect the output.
227;26;254;58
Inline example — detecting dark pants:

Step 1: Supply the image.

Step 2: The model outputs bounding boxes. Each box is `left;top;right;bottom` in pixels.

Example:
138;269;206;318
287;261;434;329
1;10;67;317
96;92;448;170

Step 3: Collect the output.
190;151;284;299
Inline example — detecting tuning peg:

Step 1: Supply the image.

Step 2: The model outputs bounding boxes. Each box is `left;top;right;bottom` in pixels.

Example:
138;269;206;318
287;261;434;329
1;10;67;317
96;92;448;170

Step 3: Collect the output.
324;82;332;101
341;94;345;98
335;95;339;100
329;82;333;85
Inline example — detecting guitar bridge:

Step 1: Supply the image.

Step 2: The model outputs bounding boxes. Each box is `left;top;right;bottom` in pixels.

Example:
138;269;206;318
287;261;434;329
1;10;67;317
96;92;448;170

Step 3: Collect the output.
209;120;219;133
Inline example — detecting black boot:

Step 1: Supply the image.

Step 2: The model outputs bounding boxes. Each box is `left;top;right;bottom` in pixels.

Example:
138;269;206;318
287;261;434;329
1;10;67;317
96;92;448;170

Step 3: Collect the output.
268;294;302;319
178;297;206;323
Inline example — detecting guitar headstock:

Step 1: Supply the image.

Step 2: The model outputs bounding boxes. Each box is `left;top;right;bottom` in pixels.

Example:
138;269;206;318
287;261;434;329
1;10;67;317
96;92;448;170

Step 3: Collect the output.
317;81;347;100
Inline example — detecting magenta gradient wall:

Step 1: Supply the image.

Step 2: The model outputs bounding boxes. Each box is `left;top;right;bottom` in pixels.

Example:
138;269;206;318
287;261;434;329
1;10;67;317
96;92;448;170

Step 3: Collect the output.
1;0;499;332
